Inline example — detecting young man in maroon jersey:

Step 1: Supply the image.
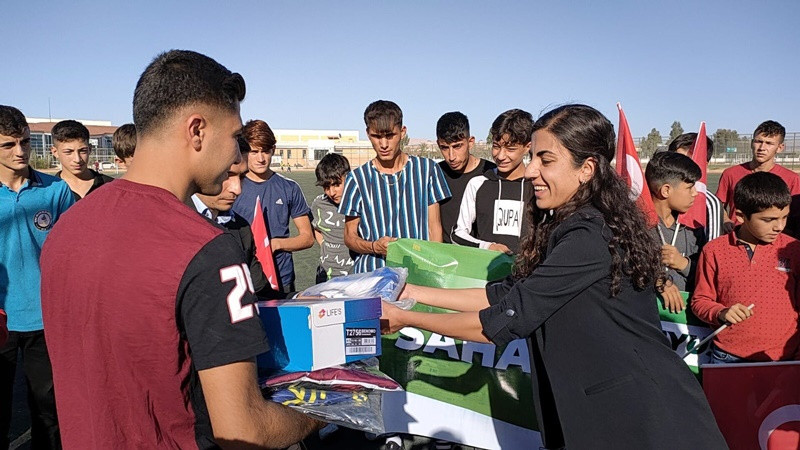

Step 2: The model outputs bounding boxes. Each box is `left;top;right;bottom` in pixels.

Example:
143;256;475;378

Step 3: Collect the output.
40;50;320;449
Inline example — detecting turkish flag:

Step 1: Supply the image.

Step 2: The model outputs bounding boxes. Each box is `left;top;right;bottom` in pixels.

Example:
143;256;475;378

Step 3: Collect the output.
615;103;657;226
678;122;709;229
251;196;281;291
703;361;800;449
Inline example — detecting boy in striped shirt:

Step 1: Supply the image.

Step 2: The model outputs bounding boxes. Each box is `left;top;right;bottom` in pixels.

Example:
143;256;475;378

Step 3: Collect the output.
339;100;451;273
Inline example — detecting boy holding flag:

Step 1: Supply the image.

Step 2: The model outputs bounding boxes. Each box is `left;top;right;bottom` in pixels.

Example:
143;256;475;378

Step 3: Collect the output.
645;152;705;313
692;172;800;363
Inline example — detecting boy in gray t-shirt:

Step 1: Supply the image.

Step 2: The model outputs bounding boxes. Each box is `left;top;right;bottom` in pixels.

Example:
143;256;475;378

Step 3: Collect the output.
645;151;706;314
311;153;355;283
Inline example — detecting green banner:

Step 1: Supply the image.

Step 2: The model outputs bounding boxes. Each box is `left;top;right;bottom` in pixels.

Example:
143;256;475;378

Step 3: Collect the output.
383;239;536;431
655;292;713;375
385;239;514;289
380;239;714;446
656;291;707;327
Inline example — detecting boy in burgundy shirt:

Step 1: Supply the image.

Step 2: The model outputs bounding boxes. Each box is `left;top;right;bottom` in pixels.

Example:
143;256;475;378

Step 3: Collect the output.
692;172;800;362
40;50;320;449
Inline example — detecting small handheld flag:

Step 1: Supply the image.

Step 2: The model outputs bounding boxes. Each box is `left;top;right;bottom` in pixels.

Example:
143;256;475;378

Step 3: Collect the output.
678;122;708;229
252;196;281;291
616;103;658;226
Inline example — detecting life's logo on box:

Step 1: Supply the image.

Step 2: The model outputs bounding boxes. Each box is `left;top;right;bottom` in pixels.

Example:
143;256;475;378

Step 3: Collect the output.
318;307;343;319
312;301;346;326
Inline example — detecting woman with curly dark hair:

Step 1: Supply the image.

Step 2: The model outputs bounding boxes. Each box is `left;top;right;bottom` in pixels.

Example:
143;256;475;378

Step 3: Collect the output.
381;104;726;449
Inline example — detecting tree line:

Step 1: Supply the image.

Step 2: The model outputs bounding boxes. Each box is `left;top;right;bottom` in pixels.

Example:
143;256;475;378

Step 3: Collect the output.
639;121;744;157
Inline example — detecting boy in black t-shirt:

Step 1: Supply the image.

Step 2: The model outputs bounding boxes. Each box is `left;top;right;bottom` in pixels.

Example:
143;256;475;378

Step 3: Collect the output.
452;109;533;253
51;120;113;200
436;111;496;243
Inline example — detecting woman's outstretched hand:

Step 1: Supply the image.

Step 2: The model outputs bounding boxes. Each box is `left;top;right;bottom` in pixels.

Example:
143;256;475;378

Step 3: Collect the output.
398;283;417;303
380;301;407;335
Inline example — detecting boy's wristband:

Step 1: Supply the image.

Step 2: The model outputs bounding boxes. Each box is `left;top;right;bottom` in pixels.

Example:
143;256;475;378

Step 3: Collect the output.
371;241;376;254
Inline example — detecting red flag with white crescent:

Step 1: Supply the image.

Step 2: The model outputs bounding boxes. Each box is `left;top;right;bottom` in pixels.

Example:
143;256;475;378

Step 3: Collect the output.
703;361;800;449
251;196;281;291
678;122;708;229
615;103;658;226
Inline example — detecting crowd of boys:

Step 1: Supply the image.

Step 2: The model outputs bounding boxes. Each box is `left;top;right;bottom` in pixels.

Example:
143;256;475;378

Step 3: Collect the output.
1;48;799;449
644;123;800;364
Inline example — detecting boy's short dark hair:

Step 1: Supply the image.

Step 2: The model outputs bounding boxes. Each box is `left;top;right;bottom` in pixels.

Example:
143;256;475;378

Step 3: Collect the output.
645;151;701;193
237;135;250;155
112;123;136;160
753;120;785;142
133;50;246;136
734;172;791;217
0;105;28;137
490;109;533;146
243;119;276;152
364;100;403;133
667;132;714;163
436;112;470;143
52;120;90;144
315;153;351;188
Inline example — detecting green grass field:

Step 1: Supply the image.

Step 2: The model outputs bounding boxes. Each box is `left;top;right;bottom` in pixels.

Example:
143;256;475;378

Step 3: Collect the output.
282;170;325;291
282;170;724;291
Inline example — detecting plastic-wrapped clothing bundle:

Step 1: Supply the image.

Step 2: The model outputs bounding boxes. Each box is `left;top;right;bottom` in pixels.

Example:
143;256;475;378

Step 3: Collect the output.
261;358;399;434
298;267;415;310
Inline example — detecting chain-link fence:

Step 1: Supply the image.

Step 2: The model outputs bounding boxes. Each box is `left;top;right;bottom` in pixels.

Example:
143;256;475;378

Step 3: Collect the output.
637;132;800;169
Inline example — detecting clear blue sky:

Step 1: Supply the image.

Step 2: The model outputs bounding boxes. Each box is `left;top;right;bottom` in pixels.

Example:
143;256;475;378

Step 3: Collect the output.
2;1;798;140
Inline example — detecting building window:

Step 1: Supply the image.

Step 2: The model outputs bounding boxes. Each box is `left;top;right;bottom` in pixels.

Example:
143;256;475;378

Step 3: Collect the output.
30;134;44;151
288;149;292;159
302;149;307;159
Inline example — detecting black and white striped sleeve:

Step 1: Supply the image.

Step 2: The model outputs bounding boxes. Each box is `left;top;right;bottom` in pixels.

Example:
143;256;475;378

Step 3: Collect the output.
452;176;490;249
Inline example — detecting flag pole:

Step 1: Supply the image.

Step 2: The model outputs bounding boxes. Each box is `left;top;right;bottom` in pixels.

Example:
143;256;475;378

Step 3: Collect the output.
671;221;681;246
681;303;755;358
